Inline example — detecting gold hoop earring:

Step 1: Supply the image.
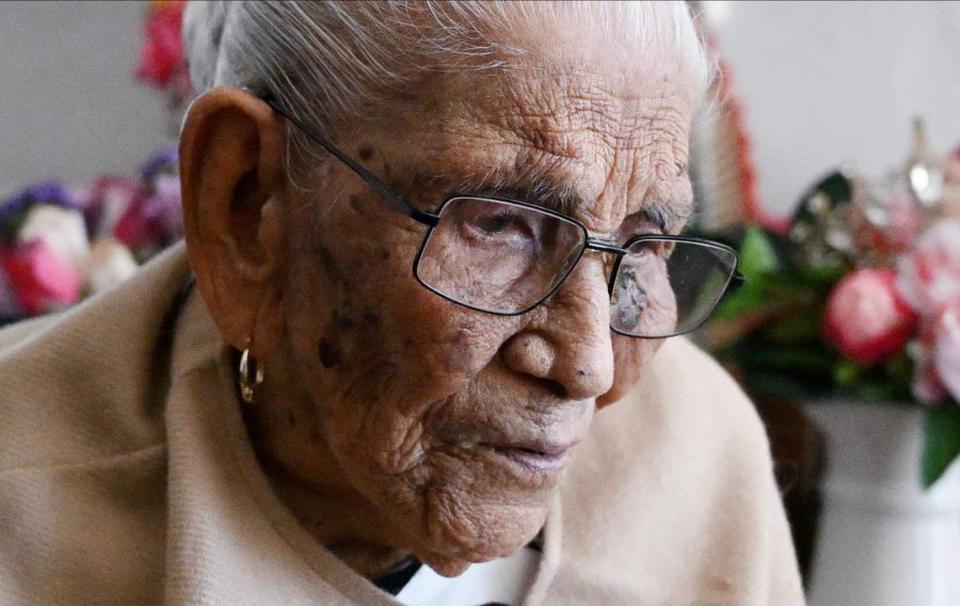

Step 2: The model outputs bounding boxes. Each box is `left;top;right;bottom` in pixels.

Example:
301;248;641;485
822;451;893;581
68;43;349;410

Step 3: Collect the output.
239;348;264;404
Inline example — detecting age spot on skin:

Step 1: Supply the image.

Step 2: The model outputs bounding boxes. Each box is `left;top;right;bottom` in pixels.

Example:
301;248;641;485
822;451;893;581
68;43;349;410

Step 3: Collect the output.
333;310;356;331
286;409;298;426
348;193;365;213
318;339;341;368
315;243;347;283
363;311;380;327
358;145;375;161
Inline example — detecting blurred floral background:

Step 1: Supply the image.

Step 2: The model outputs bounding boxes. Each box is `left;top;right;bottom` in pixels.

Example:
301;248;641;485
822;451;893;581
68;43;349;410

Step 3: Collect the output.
0;1;187;320
1;2;959;604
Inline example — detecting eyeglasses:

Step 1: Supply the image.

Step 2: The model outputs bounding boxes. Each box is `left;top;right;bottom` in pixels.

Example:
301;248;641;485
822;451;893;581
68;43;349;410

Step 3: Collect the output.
257;92;743;338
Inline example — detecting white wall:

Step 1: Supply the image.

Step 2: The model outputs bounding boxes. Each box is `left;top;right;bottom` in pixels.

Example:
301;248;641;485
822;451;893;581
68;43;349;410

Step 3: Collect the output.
705;1;960;218
0;1;171;197
2;1;958;220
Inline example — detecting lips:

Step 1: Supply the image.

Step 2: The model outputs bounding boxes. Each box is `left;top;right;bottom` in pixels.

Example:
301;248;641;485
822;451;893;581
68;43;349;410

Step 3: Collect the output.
480;441;575;475
432;399;590;478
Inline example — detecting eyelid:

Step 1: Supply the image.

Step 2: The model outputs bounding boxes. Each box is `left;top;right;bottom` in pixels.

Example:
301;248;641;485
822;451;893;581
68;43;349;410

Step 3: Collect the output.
618;210;666;240
624;197;695;236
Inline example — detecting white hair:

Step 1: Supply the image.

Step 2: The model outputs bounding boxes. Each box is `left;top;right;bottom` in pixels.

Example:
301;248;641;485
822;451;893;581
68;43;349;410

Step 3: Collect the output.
183;1;710;158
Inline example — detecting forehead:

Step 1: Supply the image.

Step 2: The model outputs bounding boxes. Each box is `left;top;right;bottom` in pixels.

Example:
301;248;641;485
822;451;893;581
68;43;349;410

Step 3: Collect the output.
372;50;701;232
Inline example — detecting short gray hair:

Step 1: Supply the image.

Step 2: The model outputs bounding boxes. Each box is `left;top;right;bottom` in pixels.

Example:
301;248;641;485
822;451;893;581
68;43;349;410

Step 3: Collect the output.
183;1;710;160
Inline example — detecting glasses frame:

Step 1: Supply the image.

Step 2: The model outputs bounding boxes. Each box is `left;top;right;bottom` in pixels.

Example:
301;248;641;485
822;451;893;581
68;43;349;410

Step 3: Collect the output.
256;91;744;338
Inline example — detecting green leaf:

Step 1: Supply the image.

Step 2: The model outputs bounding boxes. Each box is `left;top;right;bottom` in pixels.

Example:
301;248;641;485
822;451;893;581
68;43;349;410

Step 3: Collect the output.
739;227;780;279
796;264;848;287
742;347;833;372
922;405;960;488
852;379;903;401
884;353;915;386
766;310;823;342
713;283;770;319
834;360;860;386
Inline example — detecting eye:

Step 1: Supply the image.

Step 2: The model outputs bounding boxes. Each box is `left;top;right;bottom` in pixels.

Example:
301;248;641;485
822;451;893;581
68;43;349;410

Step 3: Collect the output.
629;239;675;260
475;211;517;234
462;207;534;244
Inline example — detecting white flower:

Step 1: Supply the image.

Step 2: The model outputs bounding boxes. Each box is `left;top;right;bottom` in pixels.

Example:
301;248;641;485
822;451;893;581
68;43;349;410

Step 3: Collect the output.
17;204;89;272
83;238;139;294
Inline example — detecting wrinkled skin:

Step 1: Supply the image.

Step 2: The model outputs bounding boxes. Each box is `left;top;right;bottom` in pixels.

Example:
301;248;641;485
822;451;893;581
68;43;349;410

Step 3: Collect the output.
181;27;699;579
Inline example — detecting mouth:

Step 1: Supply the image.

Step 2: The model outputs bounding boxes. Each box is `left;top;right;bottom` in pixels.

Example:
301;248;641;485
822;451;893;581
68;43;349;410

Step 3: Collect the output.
479;441;574;475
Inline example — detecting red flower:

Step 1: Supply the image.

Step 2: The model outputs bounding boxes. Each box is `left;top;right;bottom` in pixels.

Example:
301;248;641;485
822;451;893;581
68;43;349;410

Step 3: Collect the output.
824;269;918;365
136;1;187;88
1;240;81;315
113;191;159;250
82;176;141;239
112;176;182;251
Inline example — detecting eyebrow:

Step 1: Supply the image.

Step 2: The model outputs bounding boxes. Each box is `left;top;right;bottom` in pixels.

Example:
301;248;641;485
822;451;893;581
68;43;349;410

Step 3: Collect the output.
451;170;694;232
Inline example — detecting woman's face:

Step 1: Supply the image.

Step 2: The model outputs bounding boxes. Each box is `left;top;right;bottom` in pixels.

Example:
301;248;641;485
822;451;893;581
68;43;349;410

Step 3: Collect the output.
256;54;699;573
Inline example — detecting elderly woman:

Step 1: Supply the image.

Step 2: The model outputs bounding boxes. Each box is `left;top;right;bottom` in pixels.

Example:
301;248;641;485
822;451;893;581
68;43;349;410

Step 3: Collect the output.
0;2;804;604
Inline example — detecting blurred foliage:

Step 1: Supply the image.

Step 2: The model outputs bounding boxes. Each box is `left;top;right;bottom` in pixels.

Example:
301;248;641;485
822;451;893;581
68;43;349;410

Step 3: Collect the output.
694;223;959;486
699;225;915;403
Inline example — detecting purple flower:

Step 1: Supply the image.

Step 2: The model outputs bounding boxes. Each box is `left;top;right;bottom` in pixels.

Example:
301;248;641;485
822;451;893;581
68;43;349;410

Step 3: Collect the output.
141;147;179;182
0;181;82;244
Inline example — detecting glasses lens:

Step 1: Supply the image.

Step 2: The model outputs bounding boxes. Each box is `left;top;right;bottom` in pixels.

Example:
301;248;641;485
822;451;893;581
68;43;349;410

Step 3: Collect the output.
610;238;737;337
415;196;587;314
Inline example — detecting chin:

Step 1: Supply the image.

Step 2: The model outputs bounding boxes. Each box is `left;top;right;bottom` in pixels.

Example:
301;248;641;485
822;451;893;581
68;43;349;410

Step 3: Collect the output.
399;458;554;573
345;430;565;574
413;497;549;576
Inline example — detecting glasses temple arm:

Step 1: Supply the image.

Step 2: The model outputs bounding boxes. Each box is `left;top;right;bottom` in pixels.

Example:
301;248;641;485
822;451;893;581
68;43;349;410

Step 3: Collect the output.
258;95;438;226
729;270;747;292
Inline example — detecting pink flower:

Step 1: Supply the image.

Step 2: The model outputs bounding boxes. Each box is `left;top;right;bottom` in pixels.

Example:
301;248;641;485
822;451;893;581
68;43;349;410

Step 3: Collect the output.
824;268;918;365
16;204;89;272
135;1;186;89
933;306;960;401
912;305;960;404
897;221;960;316
1;240;81;314
896;220;960;403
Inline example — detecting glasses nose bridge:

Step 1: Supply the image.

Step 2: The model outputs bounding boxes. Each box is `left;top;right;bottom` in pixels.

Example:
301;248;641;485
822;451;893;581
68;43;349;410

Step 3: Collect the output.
575;236;628;293
584;236;628;257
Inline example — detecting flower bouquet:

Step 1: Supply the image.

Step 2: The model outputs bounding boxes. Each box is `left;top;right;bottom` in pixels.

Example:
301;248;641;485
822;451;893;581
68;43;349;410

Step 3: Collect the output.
0;1;190;322
700;122;960;487
0;148;183;320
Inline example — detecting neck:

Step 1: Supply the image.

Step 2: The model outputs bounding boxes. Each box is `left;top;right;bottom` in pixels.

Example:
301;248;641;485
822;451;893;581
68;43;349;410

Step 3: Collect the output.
265;464;411;578
241;388;410;579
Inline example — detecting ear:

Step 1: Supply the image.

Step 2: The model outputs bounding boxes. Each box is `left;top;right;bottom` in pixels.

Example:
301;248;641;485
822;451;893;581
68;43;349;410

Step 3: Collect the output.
179;86;286;358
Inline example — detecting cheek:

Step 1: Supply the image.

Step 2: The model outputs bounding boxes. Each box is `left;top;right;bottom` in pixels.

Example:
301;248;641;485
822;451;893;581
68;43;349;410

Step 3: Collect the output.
596;336;664;408
280;210;520;450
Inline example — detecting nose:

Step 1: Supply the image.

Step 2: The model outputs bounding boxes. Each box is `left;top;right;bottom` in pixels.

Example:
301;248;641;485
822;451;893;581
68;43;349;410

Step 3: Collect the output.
500;256;615;400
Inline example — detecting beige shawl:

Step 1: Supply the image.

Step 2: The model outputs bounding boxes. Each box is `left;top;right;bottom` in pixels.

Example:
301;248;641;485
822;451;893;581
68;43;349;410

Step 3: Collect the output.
0;244;805;605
